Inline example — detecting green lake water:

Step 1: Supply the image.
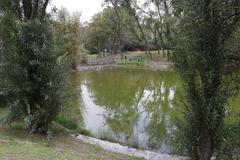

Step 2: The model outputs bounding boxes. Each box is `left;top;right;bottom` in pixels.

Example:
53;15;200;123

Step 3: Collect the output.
70;67;240;154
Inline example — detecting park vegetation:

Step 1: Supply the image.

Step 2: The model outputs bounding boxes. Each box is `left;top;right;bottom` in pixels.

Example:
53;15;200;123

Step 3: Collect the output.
0;0;82;134
173;0;240;159
84;0;177;59
0;0;239;160
85;1;240;159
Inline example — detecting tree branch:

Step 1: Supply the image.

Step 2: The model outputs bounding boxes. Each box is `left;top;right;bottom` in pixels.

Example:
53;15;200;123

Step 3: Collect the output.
22;0;33;20
40;0;49;22
32;0;39;19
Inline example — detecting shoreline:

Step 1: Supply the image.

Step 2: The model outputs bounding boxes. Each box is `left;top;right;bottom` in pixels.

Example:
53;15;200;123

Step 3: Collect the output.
78;63;173;72
74;134;189;160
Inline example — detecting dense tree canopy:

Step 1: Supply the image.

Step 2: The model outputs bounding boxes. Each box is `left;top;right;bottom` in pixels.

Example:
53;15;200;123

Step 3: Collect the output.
84;7;143;55
173;0;240;159
0;0;50;21
0;1;239;159
0;0;69;133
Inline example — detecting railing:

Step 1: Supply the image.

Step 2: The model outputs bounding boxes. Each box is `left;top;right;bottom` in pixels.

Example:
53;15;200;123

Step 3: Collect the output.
86;56;115;65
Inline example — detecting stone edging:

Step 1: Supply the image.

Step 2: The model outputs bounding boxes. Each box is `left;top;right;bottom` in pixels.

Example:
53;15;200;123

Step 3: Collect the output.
73;134;189;160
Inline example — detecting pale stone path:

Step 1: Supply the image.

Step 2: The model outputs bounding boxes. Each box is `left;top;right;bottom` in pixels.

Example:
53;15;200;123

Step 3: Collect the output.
73;134;189;160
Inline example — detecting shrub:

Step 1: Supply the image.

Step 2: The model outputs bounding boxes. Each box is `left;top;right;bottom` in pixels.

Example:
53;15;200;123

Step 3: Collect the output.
0;19;69;134
10;122;25;130
55;116;77;130
75;127;93;137
55;116;93;136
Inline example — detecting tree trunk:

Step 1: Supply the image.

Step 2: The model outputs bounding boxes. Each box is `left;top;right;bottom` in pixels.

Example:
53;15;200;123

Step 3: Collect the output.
167;50;171;60
40;0;50;22
32;0;39;19
163;0;172;57
199;129;214;160
162;49;166;58
156;3;166;58
126;1;152;60
159;25;166;58
22;0;33;19
111;0;123;60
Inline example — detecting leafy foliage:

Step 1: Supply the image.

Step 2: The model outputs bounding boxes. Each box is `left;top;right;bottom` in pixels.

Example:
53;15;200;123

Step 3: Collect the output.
0;16;69;133
55;116;78;130
52;7;82;70
0;0;50;21
84;6;147;55
173;0;240;159
55;115;93;136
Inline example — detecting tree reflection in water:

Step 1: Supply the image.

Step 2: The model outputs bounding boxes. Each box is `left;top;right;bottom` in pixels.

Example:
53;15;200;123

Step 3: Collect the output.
70;68;239;154
78;68;182;153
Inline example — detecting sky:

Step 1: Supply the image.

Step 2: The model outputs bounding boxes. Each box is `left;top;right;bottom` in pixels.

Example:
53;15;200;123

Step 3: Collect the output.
49;0;104;22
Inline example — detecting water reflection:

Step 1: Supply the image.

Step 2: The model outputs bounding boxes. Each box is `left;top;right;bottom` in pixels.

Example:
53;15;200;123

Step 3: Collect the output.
71;68;240;154
76;68;182;154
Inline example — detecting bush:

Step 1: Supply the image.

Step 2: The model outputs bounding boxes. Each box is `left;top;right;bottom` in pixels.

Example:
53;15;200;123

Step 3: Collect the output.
0;19;69;134
55;116;77;130
10;122;25;130
216;126;240;160
75;127;93;136
55;116;93;136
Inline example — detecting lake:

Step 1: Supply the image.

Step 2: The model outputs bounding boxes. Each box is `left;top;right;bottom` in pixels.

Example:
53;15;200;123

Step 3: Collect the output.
70;67;240;155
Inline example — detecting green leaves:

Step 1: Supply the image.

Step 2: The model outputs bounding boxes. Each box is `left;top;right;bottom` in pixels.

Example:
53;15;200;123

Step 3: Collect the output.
52;8;81;70
173;0;240;159
0;17;69;133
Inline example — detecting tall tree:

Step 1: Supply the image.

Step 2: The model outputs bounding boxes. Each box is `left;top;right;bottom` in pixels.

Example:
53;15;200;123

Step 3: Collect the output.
105;0;124;59
53;8;82;70
1;0;50;21
173;0;240;159
84;7;124;55
0;0;69;133
124;0;153;59
107;0;153;59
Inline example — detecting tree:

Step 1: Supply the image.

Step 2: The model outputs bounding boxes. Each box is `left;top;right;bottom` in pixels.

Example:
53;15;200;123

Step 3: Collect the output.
123;0;153;59
0;0;69;133
53;8;82;70
111;0;179;59
173;0;240;159
0;0;50;21
139;0;178;58
84;7;123;55
104;0;153;58
105;0;124;58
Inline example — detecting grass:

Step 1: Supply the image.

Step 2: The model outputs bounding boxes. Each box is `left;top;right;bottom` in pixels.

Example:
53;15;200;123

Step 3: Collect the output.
127;51;159;59
0;125;143;160
85;51;172;69
54;79;94;137
87;51;170;62
0;107;7;117
117;61;145;67
55;116;93;136
0;106;141;160
75;127;93;137
125;51;172;67
55;116;78;130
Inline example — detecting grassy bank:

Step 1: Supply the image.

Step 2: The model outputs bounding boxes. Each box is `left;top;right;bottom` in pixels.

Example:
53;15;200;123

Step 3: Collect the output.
0;125;142;160
0;73;140;160
84;51;172;70
0;95;142;160
117;61;145;67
